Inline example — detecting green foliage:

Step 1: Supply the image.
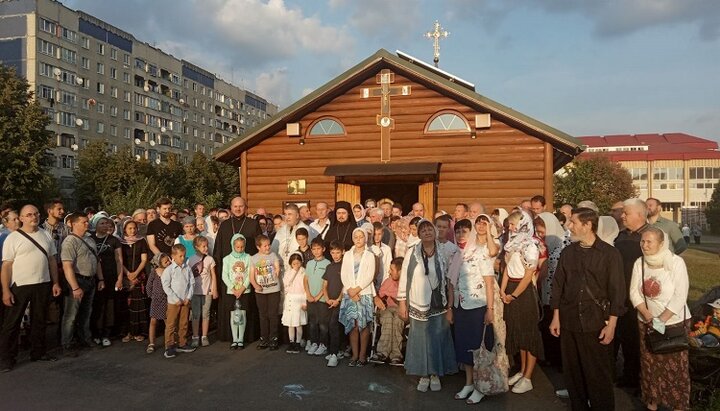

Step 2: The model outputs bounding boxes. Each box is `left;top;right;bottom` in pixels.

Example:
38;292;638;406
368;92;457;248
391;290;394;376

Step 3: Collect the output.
74;141;239;212
554;156;638;214
703;182;720;233
0;64;57;207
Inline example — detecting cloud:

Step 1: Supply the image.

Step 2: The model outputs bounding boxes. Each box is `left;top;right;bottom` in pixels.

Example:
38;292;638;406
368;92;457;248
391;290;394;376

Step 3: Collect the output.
65;0;354;71
446;0;720;40
254;67;291;106
331;0;424;41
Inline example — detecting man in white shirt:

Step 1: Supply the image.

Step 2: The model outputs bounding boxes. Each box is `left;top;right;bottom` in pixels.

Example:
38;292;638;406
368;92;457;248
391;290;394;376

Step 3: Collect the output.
272;204;316;268
309;202;331;240
1;205;62;372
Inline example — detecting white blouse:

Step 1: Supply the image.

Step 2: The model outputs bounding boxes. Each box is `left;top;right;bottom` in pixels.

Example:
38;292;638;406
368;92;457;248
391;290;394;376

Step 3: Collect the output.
629;254;690;326
455;242;497;310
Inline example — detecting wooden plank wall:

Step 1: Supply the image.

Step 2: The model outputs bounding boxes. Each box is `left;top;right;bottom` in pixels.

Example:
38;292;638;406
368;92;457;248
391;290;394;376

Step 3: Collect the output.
245;73;547;215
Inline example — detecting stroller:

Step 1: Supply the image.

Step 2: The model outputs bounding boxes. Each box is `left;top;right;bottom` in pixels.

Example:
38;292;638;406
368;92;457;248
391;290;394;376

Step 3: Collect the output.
689;286;720;406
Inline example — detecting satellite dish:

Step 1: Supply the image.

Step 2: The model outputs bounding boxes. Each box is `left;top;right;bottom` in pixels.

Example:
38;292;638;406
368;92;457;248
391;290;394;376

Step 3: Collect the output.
75;118;84;126
52;68;62;76
143;85;150;92
76;77;84;85
134;138;141;145
70;144;79;151
155;158;161;165
240;119;244;124
160;126;167;133
88;98;96;106
179;98;185;104
149;140;156;146
135;154;141;161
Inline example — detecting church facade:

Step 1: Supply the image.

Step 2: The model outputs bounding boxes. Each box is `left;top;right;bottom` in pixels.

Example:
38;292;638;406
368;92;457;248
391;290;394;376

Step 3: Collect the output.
215;49;583;215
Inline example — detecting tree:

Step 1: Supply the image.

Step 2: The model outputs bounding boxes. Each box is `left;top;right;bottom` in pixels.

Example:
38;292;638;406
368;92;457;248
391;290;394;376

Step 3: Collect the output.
704;184;720;233
554;156;638;214
0;64;57;206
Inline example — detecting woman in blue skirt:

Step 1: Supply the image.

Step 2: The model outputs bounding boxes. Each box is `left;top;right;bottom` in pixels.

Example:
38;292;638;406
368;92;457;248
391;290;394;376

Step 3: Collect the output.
398;219;457;392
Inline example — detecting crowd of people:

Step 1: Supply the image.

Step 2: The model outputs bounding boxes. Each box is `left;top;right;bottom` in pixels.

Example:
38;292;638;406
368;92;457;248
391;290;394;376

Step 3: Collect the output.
0;194;696;410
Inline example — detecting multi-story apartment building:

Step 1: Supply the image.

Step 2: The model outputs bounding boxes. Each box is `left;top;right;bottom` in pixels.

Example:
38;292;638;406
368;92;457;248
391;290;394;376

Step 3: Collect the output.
0;0;277;207
579;133;720;227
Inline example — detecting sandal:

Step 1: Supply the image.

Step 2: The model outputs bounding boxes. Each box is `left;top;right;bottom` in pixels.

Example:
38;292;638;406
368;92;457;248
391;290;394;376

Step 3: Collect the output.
122;334;132;343
466;389;484;405
455;385;474;400
146;344;155;354
134;335;145;342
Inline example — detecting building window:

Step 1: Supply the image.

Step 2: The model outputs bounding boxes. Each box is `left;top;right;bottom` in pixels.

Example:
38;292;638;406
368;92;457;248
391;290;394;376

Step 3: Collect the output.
629;168;648;181
38;39;56;57
61;48;76;64
97;82;105;94
123;109;131;120
96;103;104;114
57;111;75;127
81;57;90;70
123;54;130;65
37;85;54;101
110;125;117;136
425;111;471;133
61;27;77;43
110;67;117;79
308;118;346;136
124;128;131;139
97;122;104;133
60;91;76;107
97;42;105;55
124;91;131;102
81;36;89;49
653;167;684;181
110;105;118;117
110;87;118;98
40;19;56;34
689;167;720;180
97;63;104;75
123;72;130;84
110;48;117;60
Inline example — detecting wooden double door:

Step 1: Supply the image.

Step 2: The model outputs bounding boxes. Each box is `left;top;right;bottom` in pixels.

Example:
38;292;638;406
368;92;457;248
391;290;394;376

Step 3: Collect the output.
336;180;435;217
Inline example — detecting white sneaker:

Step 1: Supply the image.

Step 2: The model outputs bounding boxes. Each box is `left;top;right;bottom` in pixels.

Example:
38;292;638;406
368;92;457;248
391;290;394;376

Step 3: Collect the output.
417;377;430;392
430;375;441;391
326;354;338;367
508;372;524;386
325;353;333;360
307;342;318;355
511;377;533;394
101;338;111;347
314;344;327;356
300;339;306;348
337;351;345;359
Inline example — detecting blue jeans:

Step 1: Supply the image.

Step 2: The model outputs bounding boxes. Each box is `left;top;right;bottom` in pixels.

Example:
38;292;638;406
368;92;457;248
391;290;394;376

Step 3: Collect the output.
61;276;96;347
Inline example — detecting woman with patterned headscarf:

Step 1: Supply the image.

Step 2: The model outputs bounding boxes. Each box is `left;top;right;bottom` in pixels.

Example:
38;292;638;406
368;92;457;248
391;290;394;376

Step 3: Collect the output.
500;211;544;394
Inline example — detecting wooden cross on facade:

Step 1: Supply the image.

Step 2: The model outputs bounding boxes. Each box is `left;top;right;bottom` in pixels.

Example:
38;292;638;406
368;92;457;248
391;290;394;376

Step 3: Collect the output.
361;69;411;163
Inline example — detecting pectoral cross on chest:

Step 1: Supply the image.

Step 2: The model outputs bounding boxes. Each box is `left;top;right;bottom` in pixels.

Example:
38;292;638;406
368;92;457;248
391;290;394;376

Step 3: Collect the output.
361;69;411;163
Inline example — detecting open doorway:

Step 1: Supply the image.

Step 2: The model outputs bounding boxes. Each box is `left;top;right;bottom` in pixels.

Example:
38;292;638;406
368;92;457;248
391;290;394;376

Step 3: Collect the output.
361;182;418;214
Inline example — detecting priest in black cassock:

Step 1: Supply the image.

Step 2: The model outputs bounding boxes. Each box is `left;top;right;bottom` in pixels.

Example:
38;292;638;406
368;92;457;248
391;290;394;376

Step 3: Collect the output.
213;197;262;342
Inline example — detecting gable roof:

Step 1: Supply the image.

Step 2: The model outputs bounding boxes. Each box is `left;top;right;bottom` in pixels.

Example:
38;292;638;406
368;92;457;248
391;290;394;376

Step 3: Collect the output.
214;49;583;170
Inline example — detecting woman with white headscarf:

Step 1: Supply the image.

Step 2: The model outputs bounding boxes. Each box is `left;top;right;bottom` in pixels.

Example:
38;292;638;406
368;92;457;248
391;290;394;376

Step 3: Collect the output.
399;219;457;393
597;215;620;246
629;227;690;411
500;211;544;394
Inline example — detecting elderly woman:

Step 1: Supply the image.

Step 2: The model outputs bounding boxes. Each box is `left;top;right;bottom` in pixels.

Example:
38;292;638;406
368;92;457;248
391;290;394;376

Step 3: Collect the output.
629;226;690;411
449;216;506;404
398;220;457;393
500;211;543;394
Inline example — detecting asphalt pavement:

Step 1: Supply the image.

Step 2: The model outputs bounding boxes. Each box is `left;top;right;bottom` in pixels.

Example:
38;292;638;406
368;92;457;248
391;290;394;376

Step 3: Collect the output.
0;335;640;410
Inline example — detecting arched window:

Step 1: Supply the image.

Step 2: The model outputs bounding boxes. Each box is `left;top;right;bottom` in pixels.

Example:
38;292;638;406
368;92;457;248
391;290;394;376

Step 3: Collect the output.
425;111;470;133
308;117;346;136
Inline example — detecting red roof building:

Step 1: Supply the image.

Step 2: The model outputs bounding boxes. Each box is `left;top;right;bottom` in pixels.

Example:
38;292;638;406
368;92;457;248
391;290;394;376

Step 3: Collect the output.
578;133;720;226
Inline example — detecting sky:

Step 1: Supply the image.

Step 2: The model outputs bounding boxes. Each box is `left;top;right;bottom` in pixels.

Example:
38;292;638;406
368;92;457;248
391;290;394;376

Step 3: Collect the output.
63;0;720;140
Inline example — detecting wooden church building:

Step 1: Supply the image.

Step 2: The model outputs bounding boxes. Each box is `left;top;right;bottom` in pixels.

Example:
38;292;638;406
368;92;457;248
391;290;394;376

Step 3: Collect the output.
215;49;583;216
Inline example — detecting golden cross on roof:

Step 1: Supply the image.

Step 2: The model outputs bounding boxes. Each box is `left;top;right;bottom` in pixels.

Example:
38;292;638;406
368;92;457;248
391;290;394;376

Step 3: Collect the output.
424;20;449;68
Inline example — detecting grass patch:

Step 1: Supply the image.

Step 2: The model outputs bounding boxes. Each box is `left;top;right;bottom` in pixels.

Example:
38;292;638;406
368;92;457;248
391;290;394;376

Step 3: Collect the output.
682;248;719;303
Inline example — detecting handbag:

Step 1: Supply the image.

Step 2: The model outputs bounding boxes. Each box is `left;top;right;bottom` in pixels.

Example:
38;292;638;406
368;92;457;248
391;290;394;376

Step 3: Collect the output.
642;258;688;354
472;325;509;395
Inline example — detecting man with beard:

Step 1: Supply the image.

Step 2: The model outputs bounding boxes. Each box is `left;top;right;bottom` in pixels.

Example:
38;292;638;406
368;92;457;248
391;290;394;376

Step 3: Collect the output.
213;197;261;342
40;200;67;329
646;198;686;254
323;201;357;253
146;198;183;257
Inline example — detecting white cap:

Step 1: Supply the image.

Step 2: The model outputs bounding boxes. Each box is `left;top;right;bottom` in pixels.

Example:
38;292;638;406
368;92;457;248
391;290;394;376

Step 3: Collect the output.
708;298;720;309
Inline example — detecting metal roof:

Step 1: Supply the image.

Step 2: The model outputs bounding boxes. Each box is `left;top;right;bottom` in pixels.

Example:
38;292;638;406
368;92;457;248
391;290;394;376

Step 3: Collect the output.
214;49;583;169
